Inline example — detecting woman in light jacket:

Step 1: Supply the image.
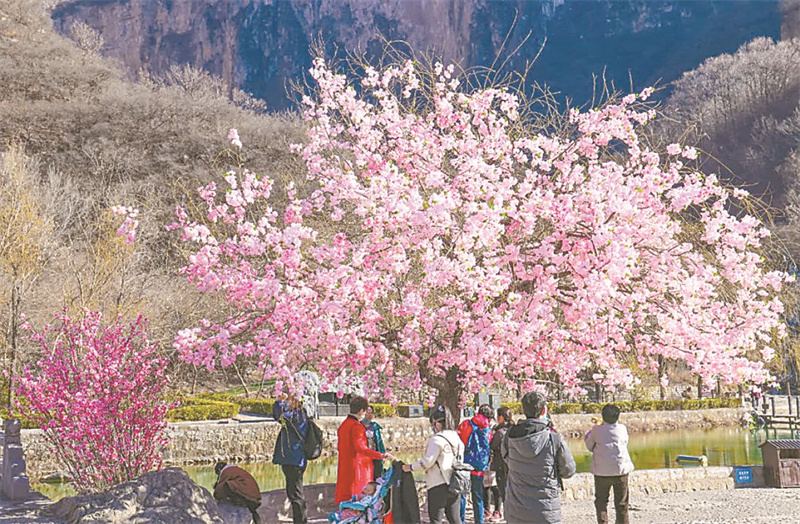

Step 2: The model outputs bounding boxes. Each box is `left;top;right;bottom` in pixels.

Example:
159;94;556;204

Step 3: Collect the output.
403;406;464;524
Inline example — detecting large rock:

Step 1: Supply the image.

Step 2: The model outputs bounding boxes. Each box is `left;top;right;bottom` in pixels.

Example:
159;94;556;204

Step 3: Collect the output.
44;468;224;524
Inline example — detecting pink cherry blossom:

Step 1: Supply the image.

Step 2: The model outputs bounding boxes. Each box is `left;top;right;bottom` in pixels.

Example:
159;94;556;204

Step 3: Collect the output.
171;58;789;419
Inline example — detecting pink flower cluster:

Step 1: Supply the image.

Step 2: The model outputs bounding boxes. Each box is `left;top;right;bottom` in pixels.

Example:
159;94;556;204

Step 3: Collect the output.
171;58;790;402
14;311;171;494
110;205;139;245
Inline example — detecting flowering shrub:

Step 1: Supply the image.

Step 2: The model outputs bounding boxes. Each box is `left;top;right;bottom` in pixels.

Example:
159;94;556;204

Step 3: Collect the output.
172;57;790;420
14;311;171;493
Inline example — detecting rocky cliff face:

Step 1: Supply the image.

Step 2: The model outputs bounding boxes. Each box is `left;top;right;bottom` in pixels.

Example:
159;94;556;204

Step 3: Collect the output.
50;0;782;110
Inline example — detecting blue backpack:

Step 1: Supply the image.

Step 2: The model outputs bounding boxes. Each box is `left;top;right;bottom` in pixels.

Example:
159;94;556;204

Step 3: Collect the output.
464;420;491;471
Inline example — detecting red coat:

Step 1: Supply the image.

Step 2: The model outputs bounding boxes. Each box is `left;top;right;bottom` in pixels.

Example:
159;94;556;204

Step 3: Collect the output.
335;414;383;503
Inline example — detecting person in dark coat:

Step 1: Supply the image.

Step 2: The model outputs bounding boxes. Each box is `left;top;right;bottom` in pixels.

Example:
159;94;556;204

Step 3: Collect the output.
502;391;576;524
213;462;262;524
273;395;309;524
391;459;421;523
486;406;514;521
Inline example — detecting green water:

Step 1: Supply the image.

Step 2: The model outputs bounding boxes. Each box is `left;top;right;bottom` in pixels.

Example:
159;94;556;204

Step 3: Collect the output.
32;426;784;501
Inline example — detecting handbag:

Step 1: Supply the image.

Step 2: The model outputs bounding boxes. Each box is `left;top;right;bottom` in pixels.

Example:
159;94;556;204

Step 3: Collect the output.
434;433;473;496
483;470;497;488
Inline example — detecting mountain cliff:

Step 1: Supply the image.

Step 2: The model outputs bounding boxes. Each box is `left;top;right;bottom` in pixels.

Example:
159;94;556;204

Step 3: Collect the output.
50;0;782;109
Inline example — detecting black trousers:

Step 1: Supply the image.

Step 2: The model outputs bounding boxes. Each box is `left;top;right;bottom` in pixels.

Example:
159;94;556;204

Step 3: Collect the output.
594;474;629;524
496;468;508;504
282;465;308;524
428;483;462;524
227;492;261;524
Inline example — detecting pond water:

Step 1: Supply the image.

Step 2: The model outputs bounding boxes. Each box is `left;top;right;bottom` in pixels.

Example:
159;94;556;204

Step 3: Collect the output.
32;426;785;501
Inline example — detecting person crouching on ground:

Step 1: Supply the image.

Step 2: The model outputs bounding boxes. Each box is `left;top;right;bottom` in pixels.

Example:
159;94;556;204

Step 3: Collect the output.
273;394;310;524
213;462;262;524
584;404;634;524
502;391;576;524
403;406;464;524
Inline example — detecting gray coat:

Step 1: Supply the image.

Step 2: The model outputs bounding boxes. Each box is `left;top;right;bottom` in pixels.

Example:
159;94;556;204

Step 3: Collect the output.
502;418;576;524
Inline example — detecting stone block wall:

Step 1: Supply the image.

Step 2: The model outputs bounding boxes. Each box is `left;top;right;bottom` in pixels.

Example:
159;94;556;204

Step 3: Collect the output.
561;466;761;501
22;416;433;481
20;408;749;482
552;408;749;438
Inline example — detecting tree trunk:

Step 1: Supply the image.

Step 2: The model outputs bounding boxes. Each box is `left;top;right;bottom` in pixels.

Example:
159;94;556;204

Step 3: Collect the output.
697;376;703;400
432;367;462;428
657;355;666;400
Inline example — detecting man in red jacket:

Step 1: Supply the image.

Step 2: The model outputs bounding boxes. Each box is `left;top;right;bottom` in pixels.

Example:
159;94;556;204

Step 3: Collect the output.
214;462;262;524
335;396;392;503
458;404;493;524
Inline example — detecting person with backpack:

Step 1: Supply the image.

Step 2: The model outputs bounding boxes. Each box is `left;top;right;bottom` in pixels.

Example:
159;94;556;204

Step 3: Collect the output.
502;391;576;524
457;404;493;524
403;405;465;524
273;395;309;524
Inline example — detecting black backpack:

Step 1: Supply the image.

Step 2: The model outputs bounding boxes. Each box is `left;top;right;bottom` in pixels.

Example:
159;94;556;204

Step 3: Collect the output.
287;412;323;461
302;419;324;460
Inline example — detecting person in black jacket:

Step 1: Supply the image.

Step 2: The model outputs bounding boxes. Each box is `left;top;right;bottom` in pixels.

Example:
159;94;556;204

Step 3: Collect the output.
485;406;514;521
391;460;421;524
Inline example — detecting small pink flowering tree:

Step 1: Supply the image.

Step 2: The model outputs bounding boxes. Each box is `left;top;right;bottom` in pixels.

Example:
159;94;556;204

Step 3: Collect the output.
14;311;170;493
172;58;790;422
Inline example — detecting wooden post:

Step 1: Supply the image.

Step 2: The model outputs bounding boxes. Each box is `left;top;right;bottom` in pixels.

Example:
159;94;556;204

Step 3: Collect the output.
790;395;794;416
772;396;776;417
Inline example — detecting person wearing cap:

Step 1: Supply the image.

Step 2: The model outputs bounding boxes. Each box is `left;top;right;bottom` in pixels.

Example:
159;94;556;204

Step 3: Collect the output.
213;462;262;524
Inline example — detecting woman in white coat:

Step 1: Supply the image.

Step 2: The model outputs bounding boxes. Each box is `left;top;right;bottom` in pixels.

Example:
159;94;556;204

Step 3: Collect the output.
403;406;465;524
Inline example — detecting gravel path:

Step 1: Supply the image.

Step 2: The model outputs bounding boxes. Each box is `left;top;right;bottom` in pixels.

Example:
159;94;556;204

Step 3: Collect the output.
0;494;58;524
7;487;800;523
561;487;800;524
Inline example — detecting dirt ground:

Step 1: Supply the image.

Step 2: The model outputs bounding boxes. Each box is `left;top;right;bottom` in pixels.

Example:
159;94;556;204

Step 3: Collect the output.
560;487;800;524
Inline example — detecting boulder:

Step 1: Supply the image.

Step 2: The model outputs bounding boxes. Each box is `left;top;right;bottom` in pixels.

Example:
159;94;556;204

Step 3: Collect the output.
44;467;224;524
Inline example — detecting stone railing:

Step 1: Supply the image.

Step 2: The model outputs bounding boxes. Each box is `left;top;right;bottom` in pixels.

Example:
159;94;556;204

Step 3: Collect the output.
23;416;434;481
21;407;749;482
561;466;759;501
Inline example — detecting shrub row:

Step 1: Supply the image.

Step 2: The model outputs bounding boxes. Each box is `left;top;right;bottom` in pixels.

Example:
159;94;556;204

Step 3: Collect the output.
167;399;240;422
502;397;741;416
237;398;275;416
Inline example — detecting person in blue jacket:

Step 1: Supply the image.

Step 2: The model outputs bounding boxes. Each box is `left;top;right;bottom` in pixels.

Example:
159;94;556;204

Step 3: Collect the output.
273;395;310;524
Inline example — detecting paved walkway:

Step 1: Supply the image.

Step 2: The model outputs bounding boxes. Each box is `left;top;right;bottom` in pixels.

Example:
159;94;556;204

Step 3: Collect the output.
8;486;800;523
561;487;800;523
0;494;58;524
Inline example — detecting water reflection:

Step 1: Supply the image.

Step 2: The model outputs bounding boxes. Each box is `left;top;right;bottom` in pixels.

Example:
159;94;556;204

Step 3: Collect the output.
33;426;791;501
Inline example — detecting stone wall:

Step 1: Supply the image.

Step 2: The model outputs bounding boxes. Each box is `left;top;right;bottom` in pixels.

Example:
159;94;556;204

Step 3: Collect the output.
20;408;749;482
22;417;433;482
562;466;750;501
551;407;749;438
